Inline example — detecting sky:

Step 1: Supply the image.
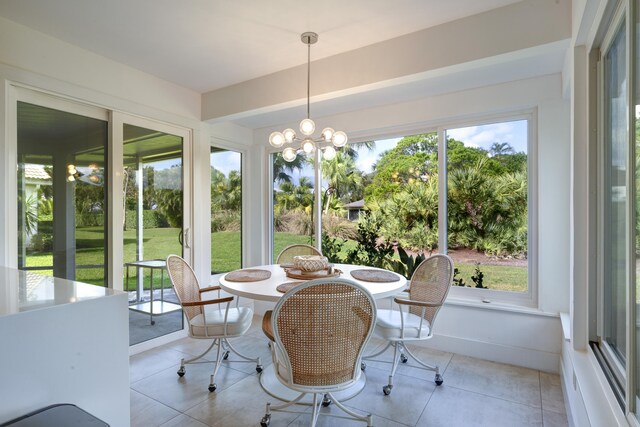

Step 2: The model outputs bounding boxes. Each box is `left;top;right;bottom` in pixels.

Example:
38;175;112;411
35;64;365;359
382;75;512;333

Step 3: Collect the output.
210;150;241;176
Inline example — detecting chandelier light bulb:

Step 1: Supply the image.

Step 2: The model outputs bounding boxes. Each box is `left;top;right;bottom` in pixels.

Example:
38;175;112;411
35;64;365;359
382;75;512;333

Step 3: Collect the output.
283;128;296;143
323;146;336;161
332;131;348;147
300;118;315;136
269;131;285;148
302;138;315;153
321;128;334;142
282;147;297;162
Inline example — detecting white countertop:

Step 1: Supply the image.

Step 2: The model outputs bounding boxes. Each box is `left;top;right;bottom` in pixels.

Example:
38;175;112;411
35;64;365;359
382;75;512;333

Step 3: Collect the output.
0;266;121;317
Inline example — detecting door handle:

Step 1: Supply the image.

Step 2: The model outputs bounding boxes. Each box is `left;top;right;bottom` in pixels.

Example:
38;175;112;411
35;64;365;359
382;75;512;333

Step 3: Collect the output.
184;227;191;249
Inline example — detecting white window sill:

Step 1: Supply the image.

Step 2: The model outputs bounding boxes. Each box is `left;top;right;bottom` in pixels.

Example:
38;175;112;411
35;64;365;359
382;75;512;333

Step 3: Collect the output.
443;295;558;318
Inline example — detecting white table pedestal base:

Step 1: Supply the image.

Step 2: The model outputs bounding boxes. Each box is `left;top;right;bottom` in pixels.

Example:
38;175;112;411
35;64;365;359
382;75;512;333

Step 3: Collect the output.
259;365;366;403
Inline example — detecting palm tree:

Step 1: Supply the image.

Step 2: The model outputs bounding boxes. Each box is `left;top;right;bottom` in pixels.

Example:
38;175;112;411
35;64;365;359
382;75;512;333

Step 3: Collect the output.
273;152;306;184
321;151;363;213
489;142;514;156
341;140;375;160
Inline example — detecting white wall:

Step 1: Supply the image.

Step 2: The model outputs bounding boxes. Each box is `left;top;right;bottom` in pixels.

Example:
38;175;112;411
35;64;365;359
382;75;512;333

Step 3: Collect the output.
251;73;570;372
0;293;130;426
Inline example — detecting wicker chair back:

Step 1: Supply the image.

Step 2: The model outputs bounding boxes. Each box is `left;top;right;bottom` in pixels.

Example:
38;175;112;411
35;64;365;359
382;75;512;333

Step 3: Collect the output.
273;279;375;387
408;254;454;325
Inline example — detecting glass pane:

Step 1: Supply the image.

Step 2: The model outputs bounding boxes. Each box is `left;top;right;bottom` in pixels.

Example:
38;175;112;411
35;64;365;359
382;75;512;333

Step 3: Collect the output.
124;124;184;345
17;102;108;286
603;20;628;370
272;152;315;262
446;121;529;292
319;135;439;277
211;147;242;273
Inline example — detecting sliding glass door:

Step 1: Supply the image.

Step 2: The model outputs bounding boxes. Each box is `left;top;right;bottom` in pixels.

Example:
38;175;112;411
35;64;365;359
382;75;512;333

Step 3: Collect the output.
17;99;109;286
121;119;191;345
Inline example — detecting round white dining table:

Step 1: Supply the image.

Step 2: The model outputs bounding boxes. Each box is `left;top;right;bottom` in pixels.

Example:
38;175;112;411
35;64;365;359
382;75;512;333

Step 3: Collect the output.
219;263;407;403
219;263;407;302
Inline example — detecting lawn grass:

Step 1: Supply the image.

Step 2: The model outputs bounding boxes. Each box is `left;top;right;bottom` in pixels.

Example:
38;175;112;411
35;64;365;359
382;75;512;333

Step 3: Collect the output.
273;233;314;263
25;228;528;293
25;228;311;289
453;262;527;293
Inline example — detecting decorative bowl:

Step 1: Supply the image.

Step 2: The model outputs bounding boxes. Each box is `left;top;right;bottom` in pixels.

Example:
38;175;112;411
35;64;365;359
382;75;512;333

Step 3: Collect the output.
293;255;329;272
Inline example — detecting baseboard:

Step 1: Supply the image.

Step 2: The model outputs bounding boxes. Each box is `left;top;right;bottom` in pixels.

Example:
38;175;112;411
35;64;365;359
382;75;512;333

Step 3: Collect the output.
560;358;582;427
411;333;560;373
129;328;188;355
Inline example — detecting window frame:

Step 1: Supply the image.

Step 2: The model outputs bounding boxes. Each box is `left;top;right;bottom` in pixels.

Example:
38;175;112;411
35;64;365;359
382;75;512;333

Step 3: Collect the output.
266;109;538;308
441;110;538;307
209;144;245;272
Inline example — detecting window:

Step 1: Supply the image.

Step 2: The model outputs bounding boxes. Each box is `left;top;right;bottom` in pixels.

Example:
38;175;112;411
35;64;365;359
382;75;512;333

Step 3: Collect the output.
313;119;534;304
211;147;242;273
271;152;316;262
591;0;640;417
445;119;531;300
599;11;628;397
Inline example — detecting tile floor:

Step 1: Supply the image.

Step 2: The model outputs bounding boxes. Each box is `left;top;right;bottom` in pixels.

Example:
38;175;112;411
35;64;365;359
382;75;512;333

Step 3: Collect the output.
130;316;568;427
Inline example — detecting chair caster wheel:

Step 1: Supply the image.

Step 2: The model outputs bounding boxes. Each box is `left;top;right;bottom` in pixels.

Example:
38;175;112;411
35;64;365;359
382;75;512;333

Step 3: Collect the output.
260;414;271;427
223;351;230;360
382;385;393;395
361;362;366;371
400;354;408;363
322;394;332;407
177;367;185;377
208;384;217;392
435;374;443;386
256;364;263;374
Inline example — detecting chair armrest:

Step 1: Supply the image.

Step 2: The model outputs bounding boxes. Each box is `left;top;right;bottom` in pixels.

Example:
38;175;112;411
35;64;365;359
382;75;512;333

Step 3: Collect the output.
393;297;441;308
199;286;221;293
262;311;275;342
182;296;233;307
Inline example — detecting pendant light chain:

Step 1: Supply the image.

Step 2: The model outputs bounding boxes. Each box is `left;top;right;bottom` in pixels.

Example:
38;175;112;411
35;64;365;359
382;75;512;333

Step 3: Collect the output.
307;39;311;119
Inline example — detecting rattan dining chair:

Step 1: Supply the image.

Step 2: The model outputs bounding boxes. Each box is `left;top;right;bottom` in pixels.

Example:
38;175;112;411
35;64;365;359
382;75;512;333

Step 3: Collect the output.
260;278;376;427
362;254;454;395
165;255;262;392
275;244;322;264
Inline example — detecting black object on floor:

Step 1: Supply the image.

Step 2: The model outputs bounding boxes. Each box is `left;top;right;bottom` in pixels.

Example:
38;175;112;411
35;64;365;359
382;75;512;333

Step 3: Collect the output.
0;403;109;427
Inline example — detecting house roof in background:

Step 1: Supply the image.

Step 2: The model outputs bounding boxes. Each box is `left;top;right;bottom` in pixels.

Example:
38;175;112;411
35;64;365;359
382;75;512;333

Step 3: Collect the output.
344;200;365;209
24;164;50;181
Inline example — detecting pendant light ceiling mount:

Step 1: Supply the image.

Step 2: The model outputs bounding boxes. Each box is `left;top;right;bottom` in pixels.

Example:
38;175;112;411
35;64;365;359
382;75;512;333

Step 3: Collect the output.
268;31;347;162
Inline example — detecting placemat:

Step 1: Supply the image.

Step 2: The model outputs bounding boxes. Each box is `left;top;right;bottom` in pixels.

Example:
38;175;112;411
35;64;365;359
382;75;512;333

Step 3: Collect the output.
276;281;304;293
350;269;399;282
225;269;271;282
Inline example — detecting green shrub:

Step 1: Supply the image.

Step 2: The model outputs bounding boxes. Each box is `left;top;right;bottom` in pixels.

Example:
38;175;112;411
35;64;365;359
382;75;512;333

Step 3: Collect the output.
29;233;53;252
76;213;104;227
212;210;241;232
124;210;169;229
321;233;345;263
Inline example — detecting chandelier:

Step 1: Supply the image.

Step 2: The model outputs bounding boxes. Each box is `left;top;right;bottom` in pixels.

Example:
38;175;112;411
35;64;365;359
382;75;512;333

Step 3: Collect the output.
268;32;347;162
